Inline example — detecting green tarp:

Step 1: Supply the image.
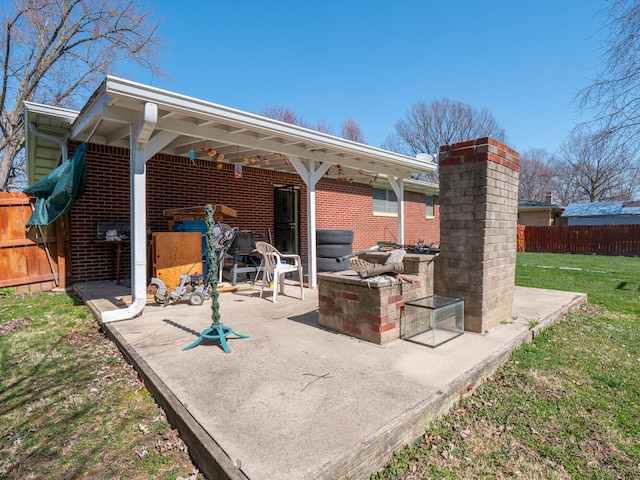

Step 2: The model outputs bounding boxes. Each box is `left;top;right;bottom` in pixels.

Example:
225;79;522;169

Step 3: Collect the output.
23;143;88;226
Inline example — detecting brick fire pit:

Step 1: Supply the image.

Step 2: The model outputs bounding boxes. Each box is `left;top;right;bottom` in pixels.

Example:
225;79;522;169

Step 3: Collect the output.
317;253;436;345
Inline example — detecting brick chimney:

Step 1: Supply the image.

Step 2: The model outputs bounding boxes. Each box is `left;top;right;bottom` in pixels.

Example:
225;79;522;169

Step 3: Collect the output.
436;137;520;333
545;193;553;204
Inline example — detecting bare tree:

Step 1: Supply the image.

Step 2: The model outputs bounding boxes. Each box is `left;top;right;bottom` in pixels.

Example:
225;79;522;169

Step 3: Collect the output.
518;148;558;201
341;118;366;144
314;120;334;136
549;160;580;207
558;130;639;202
0;0;162;191
260;106;303;126
260;106;333;135
575;0;640;152
381;97;507;159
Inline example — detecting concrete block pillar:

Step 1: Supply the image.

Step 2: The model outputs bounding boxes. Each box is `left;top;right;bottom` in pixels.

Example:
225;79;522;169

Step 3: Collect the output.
435;137;520;333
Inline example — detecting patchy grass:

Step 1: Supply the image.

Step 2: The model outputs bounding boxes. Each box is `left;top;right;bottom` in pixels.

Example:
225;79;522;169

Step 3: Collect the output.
3;253;638;479
372;253;640;479
0;291;202;479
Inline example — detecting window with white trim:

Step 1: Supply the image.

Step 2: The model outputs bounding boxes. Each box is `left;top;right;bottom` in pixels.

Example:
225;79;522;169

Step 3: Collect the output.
425;195;434;217
373;187;397;215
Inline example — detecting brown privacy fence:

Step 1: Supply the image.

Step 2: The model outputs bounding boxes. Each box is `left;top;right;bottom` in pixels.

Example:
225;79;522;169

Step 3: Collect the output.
0;192;69;292
518;224;640;256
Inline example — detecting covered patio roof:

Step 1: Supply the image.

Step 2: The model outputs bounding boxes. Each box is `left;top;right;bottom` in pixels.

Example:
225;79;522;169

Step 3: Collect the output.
25;75;438;322
69;76;436;181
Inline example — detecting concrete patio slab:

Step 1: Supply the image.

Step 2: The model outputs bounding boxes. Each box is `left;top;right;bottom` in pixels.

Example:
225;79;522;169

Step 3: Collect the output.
74;281;586;480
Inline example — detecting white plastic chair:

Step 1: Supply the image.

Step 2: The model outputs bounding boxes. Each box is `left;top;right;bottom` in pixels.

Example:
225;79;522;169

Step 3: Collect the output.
255;241;304;302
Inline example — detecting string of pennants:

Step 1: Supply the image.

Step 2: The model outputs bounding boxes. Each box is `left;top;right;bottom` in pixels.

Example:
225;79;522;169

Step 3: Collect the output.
194;143;378;185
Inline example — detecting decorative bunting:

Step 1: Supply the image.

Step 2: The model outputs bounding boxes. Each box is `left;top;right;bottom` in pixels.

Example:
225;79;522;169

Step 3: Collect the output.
200;143;224;160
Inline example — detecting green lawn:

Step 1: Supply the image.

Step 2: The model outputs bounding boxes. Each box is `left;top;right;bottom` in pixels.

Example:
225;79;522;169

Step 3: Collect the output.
1;253;639;479
373;253;640;479
0;290;202;479
516;252;640;314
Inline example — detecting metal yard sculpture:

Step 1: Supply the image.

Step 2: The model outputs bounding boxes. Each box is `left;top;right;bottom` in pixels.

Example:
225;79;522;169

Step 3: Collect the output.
182;204;248;353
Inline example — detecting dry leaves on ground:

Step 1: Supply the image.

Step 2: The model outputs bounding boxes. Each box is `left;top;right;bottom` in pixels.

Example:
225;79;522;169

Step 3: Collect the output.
0;317;31;338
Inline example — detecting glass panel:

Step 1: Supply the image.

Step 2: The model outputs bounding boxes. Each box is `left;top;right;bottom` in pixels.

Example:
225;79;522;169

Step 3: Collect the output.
401;295;464;348
372;187;397;214
425;195;434;217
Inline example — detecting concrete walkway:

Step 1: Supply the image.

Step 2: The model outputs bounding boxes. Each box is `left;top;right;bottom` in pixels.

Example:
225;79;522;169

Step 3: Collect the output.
74;281;586;480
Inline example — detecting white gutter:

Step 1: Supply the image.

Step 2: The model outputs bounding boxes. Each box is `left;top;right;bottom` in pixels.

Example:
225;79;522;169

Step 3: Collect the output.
100;76;437;177
102;102;158;323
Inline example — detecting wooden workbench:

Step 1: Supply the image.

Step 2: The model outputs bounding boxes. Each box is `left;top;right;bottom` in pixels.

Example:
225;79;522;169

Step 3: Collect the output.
163;204;237;230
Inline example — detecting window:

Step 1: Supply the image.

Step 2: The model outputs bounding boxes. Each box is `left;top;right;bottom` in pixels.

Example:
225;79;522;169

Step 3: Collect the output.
373;188;397;215
425;195;434;217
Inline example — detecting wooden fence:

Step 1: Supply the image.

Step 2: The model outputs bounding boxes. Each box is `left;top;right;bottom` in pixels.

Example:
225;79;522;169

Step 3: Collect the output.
0;192;69;292
518;224;640;256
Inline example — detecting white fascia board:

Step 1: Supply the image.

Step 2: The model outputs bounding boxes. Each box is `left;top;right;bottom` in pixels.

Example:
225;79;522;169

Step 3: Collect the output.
404;178;439;194
101;76;437;175
377;175;439;194
24;101;80;122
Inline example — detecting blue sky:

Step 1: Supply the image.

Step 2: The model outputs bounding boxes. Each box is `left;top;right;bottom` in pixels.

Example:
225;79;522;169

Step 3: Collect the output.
129;0;608;156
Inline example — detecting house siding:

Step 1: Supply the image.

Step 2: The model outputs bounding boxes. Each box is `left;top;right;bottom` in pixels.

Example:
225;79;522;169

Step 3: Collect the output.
567;216;640;226
518;210;555;226
69;143;440;283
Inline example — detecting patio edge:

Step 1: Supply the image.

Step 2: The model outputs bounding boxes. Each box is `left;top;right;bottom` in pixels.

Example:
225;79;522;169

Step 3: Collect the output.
530;292;588;337
102;323;249;480
307;291;587;479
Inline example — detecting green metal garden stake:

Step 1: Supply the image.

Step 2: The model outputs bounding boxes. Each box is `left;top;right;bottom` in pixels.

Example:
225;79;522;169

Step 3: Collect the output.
182;204;248;353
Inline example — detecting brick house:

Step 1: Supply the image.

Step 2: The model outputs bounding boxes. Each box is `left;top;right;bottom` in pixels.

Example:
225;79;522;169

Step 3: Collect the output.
24;76;439;321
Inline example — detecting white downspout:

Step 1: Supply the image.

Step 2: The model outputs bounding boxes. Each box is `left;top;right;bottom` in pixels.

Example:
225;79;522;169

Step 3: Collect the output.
102;102;158;323
289;156;331;289
28;122;68;163
389;176;405;245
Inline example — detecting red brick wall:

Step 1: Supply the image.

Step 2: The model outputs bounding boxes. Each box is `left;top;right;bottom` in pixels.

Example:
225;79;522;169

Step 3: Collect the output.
316;180;440;252
146;152;307;241
69;144;131;283
69;144;440;282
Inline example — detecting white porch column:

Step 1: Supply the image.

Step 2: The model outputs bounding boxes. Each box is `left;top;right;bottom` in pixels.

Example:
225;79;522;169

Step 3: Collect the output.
289;156;331;289
388;176;405;245
102;103;178;323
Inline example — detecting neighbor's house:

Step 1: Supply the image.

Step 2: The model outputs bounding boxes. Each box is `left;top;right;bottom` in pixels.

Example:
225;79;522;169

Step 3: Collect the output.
561;200;640;226
24;76;440;319
517;194;564;226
